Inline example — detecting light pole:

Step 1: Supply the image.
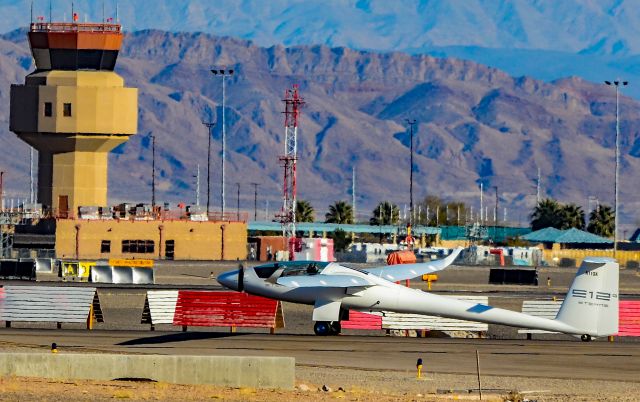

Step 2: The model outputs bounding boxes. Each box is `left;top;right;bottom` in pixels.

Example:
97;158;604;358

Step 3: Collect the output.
202;121;215;214
604;79;628;258
211;68;235;216
405;119;417;226
150;134;156;209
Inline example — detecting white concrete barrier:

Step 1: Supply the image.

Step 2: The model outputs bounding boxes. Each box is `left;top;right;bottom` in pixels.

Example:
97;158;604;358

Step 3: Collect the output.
0;353;295;389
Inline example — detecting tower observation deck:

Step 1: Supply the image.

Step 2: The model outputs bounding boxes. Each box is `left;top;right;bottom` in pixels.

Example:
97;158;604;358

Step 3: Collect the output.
10;22;138;216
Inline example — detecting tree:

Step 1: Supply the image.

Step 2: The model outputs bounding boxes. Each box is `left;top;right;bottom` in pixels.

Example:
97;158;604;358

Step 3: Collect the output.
587;205;614;237
530;198;563;230
325;201;354;224
561;203;585;230
295;199;315;223
370;201;400;225
329;228;351;252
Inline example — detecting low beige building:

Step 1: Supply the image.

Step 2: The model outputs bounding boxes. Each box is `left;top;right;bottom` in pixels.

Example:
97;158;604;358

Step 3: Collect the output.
55;219;247;261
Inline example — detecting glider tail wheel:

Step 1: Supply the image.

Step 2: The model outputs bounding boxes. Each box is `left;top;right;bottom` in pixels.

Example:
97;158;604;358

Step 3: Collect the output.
581;334;592;342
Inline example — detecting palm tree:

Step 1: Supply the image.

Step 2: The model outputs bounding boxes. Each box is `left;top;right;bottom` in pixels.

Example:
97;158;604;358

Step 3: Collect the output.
329;228;351;252
295;199;315;223
325;201;354;224
561;203;585;230
530;198;563;230
587;205;615;237
370;201;400;225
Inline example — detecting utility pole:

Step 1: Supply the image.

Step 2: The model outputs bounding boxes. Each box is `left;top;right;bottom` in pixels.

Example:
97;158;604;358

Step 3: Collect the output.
194;164;200;206
352;166;356;223
536;167;541;205
211;68;235;215
202;121;215;214
479;183;483;225
405;119;417;226
0;171;4;211
251;183;259;221
494;186;499;241
29;147;34;204
605;79;628;259
236;182;241;221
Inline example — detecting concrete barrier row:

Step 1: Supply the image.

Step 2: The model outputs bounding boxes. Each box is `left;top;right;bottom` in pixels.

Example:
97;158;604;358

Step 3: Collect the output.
0;353;295;389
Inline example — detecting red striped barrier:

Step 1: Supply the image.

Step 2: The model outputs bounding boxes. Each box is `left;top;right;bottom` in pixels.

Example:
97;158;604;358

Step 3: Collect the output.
340;311;382;330
173;291;284;331
618;301;640;336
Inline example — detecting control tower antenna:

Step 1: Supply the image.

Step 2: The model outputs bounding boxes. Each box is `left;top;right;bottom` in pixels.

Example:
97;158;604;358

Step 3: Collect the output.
277;85;304;260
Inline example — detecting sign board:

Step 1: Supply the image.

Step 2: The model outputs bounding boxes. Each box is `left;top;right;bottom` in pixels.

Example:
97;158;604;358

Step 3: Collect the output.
108;259;154;268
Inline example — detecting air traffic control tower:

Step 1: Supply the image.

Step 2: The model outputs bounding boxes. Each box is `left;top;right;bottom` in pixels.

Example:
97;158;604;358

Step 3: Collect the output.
10;21;137;216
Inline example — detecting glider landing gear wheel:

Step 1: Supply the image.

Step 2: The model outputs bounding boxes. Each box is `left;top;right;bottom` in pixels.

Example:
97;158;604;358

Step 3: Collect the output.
314;321;331;336
581;334;592;342
330;321;342;335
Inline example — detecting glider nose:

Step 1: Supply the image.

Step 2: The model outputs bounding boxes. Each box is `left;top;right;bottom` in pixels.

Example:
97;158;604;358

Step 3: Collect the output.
217;269;239;290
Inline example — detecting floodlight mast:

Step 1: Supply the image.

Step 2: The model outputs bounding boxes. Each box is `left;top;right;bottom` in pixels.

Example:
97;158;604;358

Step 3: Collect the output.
210;68;235;216
604;79;628;259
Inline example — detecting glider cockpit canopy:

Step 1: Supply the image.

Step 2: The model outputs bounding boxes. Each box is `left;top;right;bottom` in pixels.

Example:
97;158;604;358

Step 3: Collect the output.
253;260;332;279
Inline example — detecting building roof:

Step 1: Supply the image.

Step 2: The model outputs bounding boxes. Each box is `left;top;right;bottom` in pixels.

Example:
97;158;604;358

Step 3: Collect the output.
522;227;563;243
554;228;612;244
523;227;612;244
247;221;441;235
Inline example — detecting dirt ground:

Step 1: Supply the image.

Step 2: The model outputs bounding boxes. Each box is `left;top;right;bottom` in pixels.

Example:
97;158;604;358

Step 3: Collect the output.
0;365;638;402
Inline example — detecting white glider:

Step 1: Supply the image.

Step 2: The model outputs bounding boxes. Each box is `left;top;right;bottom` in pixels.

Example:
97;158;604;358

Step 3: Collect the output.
218;251;618;340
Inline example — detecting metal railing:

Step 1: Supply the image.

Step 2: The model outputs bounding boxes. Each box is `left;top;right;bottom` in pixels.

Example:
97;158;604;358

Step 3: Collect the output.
30;22;121;33
53;208;249;223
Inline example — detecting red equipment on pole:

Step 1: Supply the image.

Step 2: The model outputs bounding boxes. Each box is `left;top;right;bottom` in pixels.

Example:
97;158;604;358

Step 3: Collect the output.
276;85;304;260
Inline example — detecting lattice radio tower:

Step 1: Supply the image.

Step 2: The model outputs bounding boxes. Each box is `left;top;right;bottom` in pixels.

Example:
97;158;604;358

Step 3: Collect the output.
277;85;304;259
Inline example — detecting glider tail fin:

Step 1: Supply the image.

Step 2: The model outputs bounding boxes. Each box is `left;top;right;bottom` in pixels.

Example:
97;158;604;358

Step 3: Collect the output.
555;257;619;337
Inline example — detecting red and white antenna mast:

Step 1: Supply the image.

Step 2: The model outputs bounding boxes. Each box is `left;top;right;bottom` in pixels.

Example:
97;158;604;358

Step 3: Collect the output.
277;85;304;260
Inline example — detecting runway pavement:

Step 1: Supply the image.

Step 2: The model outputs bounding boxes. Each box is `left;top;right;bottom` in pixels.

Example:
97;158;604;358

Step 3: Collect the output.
0;329;638;383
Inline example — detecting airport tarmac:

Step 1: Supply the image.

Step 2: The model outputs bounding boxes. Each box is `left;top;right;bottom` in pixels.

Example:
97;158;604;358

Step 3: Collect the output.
1;262;639;400
0;329;638;401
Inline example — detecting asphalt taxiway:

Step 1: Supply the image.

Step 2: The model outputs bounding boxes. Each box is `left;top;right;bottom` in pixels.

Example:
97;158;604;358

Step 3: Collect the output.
1;329;638;383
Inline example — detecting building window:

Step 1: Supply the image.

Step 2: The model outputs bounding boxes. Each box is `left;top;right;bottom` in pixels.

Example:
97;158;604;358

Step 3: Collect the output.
100;240;111;253
63;103;72;117
165;240;175;260
122;240;154;254
44;102;52;117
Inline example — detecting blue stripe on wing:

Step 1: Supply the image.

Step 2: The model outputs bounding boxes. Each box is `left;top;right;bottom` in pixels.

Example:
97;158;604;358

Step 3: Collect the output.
466;304;494;313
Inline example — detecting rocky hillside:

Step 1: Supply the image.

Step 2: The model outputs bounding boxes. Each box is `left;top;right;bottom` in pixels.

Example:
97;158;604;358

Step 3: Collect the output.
1;29;639;225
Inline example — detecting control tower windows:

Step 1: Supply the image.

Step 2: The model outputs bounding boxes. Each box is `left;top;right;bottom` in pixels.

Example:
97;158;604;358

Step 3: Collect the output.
63;103;72;117
44;102;52;117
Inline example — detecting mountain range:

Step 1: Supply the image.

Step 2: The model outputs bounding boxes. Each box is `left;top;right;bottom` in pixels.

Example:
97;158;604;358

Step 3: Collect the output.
3;0;639;99
1;28;639;228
